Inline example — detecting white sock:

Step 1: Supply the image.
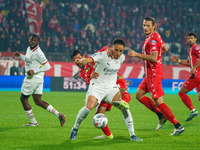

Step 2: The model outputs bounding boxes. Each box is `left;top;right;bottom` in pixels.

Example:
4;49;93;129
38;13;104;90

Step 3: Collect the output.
46;105;59;117
121;108;135;136
25;109;37;123
73;106;91;129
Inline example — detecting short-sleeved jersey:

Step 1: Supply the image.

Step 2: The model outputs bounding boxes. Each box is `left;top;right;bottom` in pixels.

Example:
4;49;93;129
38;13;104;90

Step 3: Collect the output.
79;63;95;84
188;44;200;75
142;32;164;78
24;45;48;81
90;51;125;87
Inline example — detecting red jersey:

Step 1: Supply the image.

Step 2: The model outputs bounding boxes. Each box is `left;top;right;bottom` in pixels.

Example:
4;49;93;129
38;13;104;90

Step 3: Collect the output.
142;32;164;78
79;63;94;85
188;44;200;75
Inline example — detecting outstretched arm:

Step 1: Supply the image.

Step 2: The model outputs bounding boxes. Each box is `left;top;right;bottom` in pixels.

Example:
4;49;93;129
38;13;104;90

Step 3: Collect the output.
128;49;158;63
75;57;93;66
170;55;190;66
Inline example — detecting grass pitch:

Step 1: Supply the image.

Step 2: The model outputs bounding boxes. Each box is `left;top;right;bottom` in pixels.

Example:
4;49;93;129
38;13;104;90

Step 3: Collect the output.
0;91;199;150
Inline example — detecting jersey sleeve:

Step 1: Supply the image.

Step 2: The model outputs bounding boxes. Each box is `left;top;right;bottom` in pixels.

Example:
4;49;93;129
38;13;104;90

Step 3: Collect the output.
90;51;105;64
193;46;200;57
149;38;159;53
35;49;48;64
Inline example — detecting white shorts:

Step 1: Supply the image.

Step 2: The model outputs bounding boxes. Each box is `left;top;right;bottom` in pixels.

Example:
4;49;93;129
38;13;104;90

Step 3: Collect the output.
21;78;43;96
86;83;119;104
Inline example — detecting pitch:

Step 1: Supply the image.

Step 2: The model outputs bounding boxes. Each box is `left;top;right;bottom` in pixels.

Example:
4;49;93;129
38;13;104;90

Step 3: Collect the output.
0;91;199;149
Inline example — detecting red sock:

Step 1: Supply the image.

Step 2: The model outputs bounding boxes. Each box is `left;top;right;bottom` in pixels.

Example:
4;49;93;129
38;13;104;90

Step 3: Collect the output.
179;91;194;110
122;91;131;103
158;103;178;125
140;96;160;114
102;125;111;136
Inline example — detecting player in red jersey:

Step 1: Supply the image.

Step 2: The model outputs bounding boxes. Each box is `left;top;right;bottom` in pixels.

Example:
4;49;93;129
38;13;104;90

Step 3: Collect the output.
171;32;199;121
128;17;184;135
71;48;132;139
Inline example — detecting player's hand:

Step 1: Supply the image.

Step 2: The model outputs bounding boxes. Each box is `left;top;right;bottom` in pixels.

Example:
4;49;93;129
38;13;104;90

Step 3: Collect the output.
170;55;179;62
27;70;34;75
106;47;113;57
75;58;84;65
128;49;138;57
190;67;196;75
13;51;20;57
90;71;99;79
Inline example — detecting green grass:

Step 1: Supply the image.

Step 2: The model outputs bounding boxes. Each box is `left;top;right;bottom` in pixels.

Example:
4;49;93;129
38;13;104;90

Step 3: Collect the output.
0;91;200;150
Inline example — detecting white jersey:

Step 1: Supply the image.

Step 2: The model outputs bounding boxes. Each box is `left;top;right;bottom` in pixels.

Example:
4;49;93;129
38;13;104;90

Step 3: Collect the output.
24;45;48;82
90;51;125;87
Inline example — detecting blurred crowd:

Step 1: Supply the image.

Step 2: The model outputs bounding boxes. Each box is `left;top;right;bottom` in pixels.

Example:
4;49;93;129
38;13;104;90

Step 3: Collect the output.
1;0;200;63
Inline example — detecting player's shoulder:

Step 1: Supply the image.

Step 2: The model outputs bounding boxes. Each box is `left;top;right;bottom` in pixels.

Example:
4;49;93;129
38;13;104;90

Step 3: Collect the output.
193;44;200;50
149;32;162;44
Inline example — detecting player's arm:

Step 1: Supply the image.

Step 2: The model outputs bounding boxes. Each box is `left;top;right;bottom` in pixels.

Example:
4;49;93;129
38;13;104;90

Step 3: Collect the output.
13;51;25;61
27;61;51;75
162;44;168;54
128;49;158;63
170;55;190;66
75;57;93;66
190;58;200;74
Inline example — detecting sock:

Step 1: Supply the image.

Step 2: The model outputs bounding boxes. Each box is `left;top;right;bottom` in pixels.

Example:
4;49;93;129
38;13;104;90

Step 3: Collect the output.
46;105;59;117
158;103;178;125
25;109;37;123
121;108;135;136
102;125;112;136
122;91;131;103
73;106;91;129
179;92;195;110
140;96;161;114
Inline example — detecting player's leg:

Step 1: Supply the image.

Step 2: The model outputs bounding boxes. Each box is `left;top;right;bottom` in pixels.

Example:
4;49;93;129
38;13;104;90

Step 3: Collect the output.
70;95;98;140
109;90;142;141
117;78;131;103
120;88;131;103
21;80;38;126
20;93;38;126
32;94;65;126
136;79;166;130
94;101;113;139
178;78;199;121
154;97;184;135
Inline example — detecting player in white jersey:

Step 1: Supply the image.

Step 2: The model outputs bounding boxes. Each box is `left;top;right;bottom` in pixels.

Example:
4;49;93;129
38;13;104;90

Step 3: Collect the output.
69;39;143;141
13;34;65;127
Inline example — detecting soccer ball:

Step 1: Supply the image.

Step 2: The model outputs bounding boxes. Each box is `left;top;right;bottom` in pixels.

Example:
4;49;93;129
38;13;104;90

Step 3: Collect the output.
93;113;108;129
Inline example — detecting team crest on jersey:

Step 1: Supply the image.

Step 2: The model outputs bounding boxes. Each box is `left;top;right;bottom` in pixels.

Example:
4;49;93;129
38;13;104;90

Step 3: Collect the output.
194;47;199;50
150;40;157;45
91;53;97;57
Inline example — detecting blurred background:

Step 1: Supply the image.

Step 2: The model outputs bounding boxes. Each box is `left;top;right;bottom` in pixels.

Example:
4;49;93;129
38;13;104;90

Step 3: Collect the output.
1;0;200;61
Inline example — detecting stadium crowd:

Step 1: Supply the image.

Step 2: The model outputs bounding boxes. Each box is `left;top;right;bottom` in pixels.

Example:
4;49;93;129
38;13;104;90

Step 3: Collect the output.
0;0;200;62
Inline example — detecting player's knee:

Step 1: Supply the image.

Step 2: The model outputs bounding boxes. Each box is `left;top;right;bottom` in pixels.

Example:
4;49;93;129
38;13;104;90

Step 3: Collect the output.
20;94;29;102
135;92;142;101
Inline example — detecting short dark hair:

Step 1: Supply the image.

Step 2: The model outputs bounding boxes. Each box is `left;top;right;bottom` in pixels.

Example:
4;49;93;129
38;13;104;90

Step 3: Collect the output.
30;34;40;41
187;32;197;38
71;49;83;59
144;16;156;25
113;39;125;47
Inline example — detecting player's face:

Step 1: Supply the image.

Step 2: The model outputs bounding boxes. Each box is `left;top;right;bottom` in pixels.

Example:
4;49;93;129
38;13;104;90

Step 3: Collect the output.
143;20;156;36
187;36;197;47
112;44;124;59
73;53;84;68
29;36;39;48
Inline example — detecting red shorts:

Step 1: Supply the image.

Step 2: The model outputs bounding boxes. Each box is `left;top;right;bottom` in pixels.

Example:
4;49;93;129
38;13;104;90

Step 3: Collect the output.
116;78;128;90
138;77;164;99
182;75;200;92
99;100;112;111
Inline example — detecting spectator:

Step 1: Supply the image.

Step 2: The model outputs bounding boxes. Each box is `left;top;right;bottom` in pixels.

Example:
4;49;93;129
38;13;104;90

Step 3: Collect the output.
10;62;19;75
